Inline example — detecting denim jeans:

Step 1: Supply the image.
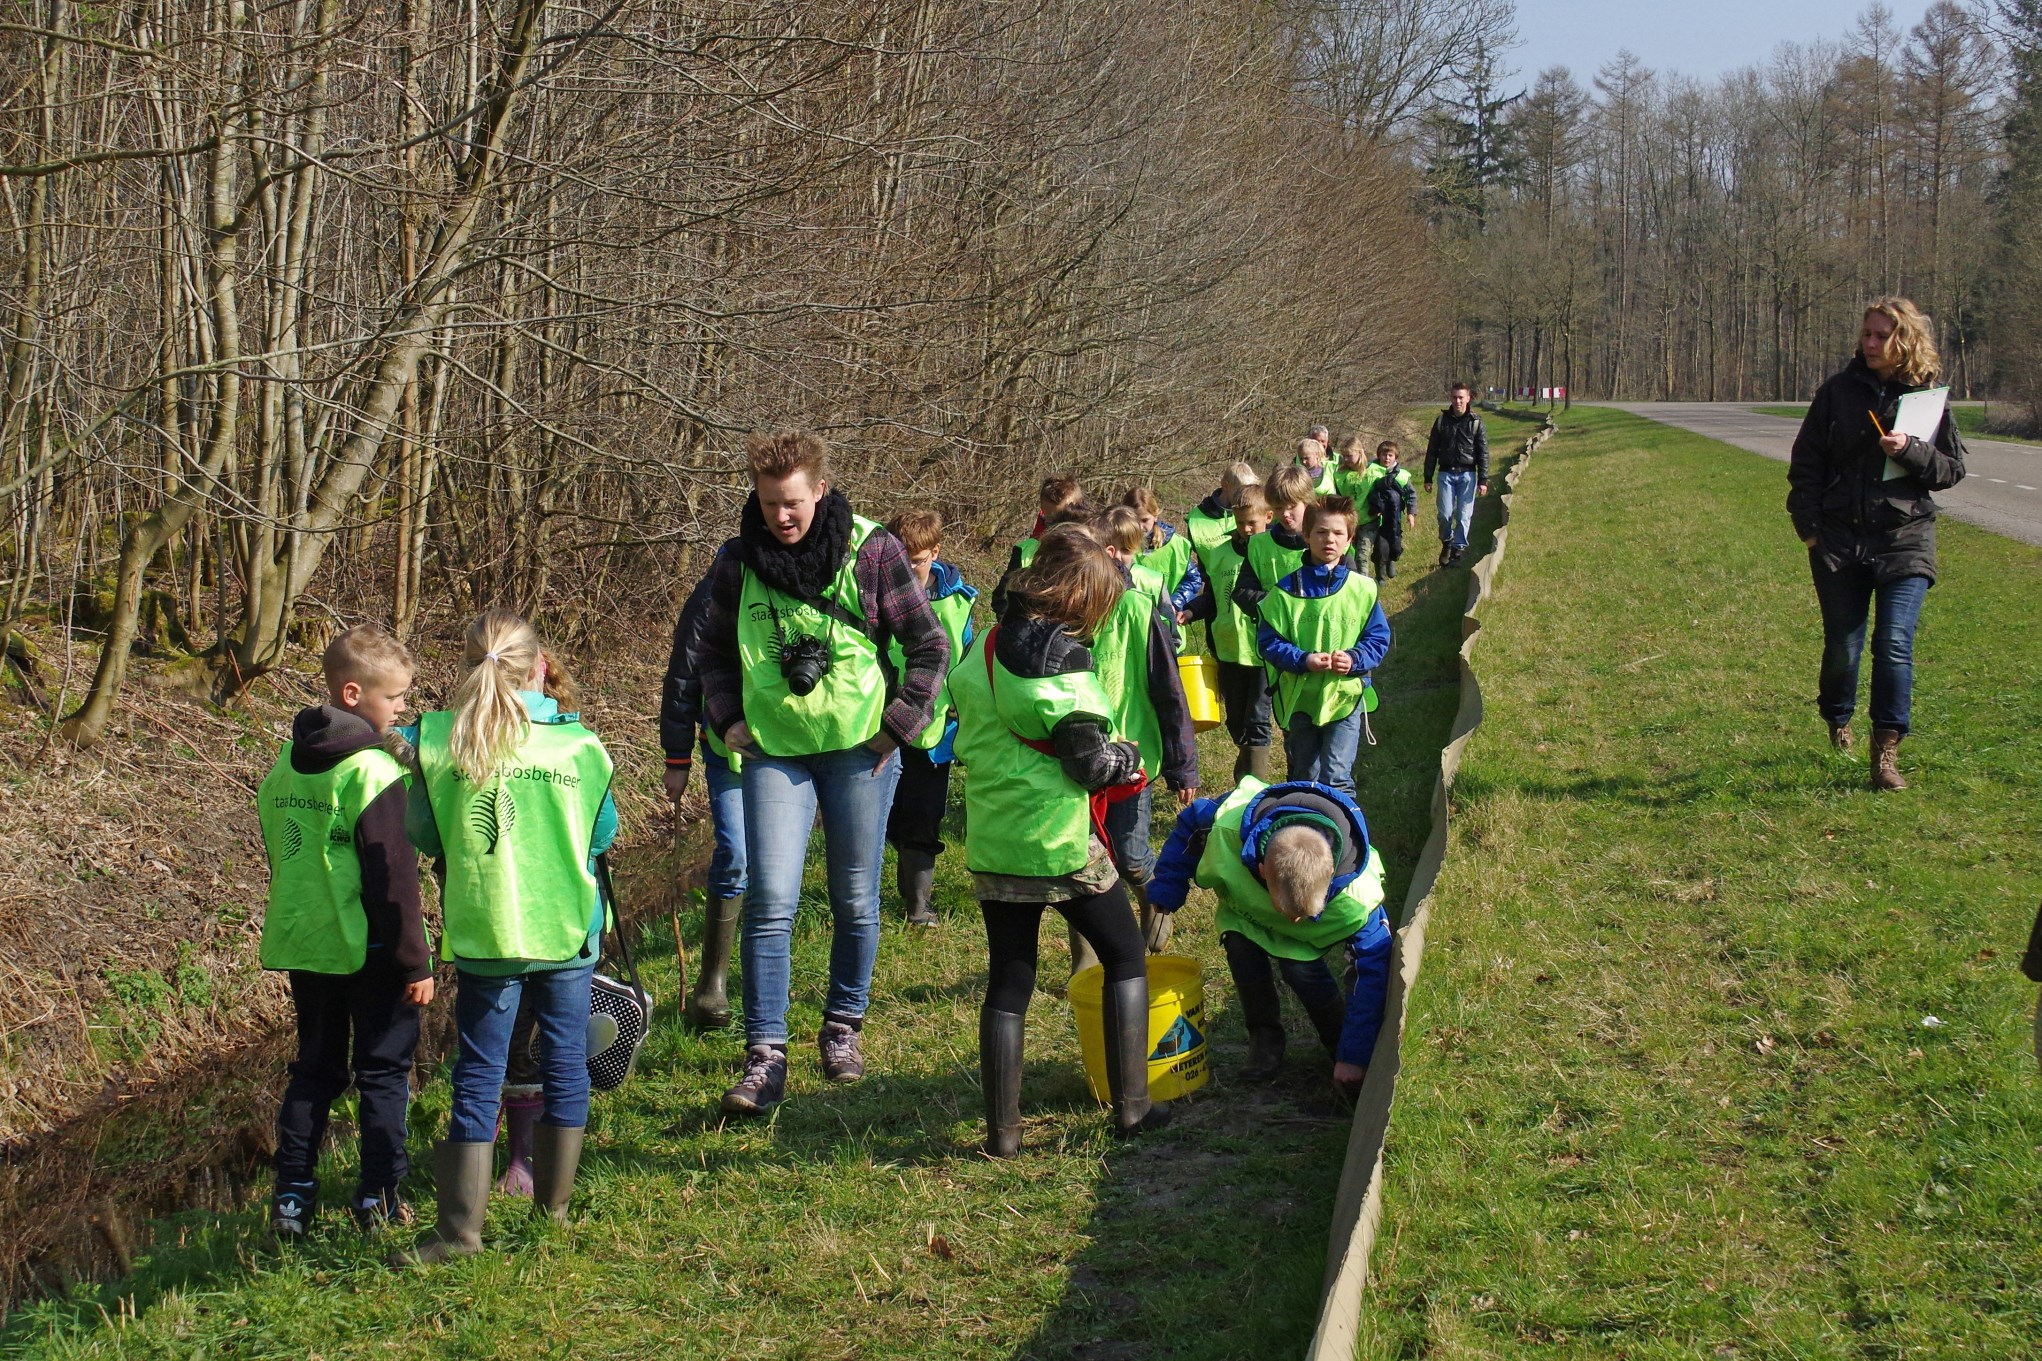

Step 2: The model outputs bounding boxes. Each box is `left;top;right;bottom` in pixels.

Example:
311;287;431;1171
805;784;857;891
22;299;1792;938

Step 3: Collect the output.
1215;660;1272;749
1285;704;1364;795
1435;470;1478;550
1809;555;1930;734
700;733;748;900
1102;784;1157;886
741;745;902;1045
448;964;594;1142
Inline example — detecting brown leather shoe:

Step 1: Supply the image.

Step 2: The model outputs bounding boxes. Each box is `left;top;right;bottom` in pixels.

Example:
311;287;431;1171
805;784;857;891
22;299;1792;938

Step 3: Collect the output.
1827;722;1853;753
1870;727;1908;791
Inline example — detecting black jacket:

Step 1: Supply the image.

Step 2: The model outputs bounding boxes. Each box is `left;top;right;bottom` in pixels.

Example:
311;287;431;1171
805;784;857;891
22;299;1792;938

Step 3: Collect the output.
659;549;726;768
1424;407;1489;483
1788;357;1966;585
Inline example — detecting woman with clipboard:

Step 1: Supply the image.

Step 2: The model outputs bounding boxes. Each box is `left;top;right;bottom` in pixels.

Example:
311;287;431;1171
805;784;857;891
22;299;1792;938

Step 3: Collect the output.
1788;297;1967;790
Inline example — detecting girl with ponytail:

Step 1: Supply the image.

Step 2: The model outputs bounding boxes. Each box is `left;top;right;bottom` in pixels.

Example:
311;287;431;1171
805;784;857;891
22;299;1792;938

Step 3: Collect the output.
395;610;618;1266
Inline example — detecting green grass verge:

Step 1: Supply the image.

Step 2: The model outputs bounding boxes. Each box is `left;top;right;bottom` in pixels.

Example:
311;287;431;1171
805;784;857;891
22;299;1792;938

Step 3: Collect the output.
0;465;1518;1358
1359;407;2042;1357
1753;403;2041;448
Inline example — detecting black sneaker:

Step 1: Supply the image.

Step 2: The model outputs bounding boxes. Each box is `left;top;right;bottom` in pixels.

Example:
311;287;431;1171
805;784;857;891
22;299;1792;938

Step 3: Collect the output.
819;1017;865;1083
720;1045;788;1115
269;1181;317;1241
1448;547;1465;566
1437;544;1452;566
350;1188;415;1235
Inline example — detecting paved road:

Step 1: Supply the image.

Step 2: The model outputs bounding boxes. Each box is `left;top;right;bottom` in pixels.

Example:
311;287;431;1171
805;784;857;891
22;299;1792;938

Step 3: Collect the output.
1603;402;2042;547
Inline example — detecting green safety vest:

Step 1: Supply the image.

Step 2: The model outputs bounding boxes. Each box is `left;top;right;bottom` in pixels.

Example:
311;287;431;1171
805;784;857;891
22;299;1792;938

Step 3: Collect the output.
1194;778;1383;961
1012;537;1040;570
1186;503;1233;562
1136;532;1192;602
702;722;742;774
1301;461;1337;496
1259;568;1380;727
1334;464;1383;506
257;744;412;974
417;711;614;965
1245;531;1305;613
1089;585;1164;781
1129;561;1165;609
951;632;1114;876
737;515;889;756
892;583;974;751
1202;533;1260;665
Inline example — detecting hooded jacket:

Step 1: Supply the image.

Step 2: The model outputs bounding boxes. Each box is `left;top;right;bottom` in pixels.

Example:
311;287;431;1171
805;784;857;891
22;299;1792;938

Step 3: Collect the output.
1787;355;1966;585
283;705;430;983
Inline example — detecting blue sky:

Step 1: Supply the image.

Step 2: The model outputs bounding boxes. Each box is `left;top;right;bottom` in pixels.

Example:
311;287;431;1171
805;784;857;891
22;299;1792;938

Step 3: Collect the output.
1505;0;1945;87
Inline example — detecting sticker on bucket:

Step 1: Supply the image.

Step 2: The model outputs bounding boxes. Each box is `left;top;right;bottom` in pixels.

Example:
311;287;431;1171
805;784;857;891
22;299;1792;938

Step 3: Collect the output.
1151;1013;1203;1062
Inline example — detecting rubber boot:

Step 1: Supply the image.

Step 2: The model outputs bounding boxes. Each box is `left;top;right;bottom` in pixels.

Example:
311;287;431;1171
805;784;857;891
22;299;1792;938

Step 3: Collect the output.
391;1141;491;1267
687;894;741;1031
1102;976;1172;1136
1069;924;1100;978
1225;933;1286;1082
1131;879;1171;954
1246;745;1274;783
495;1093;541;1196
899;849;938;927
979;1008;1025;1158
1232;746;1251;782
530;1123;586;1226
1870;728;1908;791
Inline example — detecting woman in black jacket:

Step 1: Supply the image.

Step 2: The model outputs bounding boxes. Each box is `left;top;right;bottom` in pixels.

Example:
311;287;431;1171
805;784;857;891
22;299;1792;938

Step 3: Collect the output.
1787;297;1965;790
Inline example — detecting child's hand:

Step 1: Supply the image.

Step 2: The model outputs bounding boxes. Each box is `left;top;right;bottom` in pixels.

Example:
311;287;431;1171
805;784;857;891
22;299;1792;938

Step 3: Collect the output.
404;977;436;1007
1305;652;1334;673
1405;513;1416;529
1329;652;1355;675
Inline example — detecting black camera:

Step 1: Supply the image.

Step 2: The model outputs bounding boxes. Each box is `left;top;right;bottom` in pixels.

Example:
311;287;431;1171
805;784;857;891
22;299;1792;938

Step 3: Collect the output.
776;633;832;696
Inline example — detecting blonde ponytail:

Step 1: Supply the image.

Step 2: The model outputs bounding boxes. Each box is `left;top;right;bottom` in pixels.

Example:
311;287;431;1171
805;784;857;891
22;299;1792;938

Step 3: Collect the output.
449;609;541;785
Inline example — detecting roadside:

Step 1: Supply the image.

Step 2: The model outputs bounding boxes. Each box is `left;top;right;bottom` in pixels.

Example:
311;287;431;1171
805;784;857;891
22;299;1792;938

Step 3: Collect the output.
1359;407;2042;1356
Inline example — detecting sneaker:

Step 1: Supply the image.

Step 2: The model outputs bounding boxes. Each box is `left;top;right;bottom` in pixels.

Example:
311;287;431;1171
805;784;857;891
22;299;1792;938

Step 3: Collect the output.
819;1017;865;1083
350;1188;415;1235
269;1181;317;1241
1448;547;1465;566
1437;544;1451;566
720;1045;788;1115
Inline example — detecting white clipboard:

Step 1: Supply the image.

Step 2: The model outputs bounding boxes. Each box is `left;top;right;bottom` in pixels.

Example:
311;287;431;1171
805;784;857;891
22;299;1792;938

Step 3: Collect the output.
1883;386;1948;480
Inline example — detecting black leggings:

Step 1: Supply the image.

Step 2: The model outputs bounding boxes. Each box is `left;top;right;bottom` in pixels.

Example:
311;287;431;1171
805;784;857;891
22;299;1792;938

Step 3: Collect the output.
981;882;1146;1014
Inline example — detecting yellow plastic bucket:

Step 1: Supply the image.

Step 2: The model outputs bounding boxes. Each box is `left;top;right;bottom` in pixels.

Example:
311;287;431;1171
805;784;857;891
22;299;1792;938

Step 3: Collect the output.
1069;953;1209;1103
1177;654;1224;733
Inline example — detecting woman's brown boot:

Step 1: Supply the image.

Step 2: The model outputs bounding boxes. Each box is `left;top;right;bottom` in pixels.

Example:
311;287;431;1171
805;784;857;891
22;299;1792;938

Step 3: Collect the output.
1870;728;1908;791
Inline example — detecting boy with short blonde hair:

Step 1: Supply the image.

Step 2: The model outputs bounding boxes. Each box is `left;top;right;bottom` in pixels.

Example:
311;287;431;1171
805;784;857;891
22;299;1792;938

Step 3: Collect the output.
258;625;431;1238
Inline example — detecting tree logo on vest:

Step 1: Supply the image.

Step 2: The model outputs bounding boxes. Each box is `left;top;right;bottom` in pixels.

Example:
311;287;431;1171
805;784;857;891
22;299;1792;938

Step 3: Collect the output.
470;784;518;855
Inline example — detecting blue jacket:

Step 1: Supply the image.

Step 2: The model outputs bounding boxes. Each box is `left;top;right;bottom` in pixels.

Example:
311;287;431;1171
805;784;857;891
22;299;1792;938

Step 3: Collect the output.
1255;562;1392;677
1149;779;1391;1065
924;559;977;764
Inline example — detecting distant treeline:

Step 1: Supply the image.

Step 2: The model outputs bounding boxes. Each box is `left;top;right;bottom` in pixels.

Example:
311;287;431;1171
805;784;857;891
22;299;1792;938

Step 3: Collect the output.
1424;1;2042;408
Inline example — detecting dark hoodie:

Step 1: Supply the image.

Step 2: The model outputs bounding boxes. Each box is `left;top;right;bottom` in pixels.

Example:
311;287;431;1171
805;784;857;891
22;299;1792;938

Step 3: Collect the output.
287;705;430;983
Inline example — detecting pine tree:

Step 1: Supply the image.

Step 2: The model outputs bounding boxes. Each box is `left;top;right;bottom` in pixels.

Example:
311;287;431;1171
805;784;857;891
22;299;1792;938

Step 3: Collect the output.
1996;0;2042;421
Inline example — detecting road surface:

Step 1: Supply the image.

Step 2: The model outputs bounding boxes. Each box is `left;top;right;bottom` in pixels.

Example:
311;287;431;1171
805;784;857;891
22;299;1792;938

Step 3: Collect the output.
1603;402;2042;547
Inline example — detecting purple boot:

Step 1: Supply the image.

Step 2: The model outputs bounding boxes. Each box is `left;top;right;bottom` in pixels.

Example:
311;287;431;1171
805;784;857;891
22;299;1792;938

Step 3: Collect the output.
496;1093;542;1196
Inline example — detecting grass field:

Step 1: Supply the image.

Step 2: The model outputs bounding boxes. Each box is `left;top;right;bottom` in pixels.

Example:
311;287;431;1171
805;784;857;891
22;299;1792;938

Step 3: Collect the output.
0;444;1530;1359
1358;407;2042;1357
1751;402;2041;448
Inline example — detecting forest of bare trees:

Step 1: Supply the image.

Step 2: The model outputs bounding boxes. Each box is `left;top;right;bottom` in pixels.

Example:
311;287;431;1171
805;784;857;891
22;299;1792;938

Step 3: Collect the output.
0;0;1453;744
1434;1;2042;410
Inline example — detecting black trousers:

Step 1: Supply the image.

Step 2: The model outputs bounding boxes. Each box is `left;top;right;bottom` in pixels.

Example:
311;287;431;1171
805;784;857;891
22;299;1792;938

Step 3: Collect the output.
1372;519;1404;574
274;951;422;1196
886;743;953;857
1215;659;1272;749
1222;931;1344;1044
981;883;1146;1014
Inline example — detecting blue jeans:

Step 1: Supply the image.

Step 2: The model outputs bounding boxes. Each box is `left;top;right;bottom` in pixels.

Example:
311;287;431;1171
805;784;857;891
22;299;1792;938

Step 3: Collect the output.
1810;555;1930;734
1435;470;1478;550
700;733;748;900
1103;784;1157;886
1285;705;1364;795
741;745;902;1045
448;964;594;1142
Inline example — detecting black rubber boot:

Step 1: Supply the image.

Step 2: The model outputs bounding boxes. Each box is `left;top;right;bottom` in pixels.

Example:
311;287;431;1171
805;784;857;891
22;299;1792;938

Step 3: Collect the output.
530;1123;585;1226
1232;746;1251;782
1246;745;1274;783
1102;976;1172;1136
1069;924;1100;977
687;894;741;1031
899;850;938;927
390;1141;491;1267
979;1008;1025;1158
1224;932;1287;1082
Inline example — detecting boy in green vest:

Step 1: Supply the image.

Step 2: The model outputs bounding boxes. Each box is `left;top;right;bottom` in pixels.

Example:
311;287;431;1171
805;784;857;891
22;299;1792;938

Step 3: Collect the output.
257;626;432;1239
1189;485;1275;783
884;508;979;926
1362;441;1417;580
1256;496;1390;797
1228;463;1321;625
1147;776;1393;1095
1092;507;1200;951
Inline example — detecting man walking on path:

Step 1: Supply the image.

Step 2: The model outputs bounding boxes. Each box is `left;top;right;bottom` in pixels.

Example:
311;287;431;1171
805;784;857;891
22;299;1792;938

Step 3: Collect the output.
1424;383;1489;566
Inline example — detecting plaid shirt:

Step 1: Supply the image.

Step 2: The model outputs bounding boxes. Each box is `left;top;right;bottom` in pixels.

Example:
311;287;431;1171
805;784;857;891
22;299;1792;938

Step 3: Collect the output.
698;525;948;750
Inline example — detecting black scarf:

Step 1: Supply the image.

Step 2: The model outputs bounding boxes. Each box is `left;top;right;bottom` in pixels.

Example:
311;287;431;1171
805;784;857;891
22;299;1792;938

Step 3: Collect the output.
739;487;854;602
